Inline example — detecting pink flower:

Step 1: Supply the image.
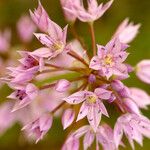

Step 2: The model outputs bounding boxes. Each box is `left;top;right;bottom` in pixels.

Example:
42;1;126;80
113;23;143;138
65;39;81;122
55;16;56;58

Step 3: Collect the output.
34;20;68;59
64;0;114;22
90;38;129;79
17;15;36;43
114;113;150;149
60;0;80;23
62;137;79;150
18;51;40;69
96;124;122;150
64;88;111;131
62;125;92;150
136;60;150;84
6;66;38;85
30;1;49;32
18;50;46;72
113;18;141;43
55;79;70;92
63;124;122;150
130;87;150;109
88;74;96;83
62;108;75;129
22;113;53;143
0;102;16;135
7;83;38;112
0;29;11;53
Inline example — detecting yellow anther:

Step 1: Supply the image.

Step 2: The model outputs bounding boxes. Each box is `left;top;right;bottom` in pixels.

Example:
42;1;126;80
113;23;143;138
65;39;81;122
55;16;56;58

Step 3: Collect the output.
53;42;64;51
104;54;113;65
87;95;97;103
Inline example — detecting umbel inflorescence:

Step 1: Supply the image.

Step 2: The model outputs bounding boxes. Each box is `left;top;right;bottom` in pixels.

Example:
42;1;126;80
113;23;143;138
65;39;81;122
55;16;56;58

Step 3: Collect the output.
2;0;150;149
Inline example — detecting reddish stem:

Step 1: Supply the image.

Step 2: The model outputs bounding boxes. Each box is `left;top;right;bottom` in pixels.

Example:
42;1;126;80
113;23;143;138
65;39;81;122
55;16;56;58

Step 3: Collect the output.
51;101;66;114
67;50;89;67
89;23;96;56
45;63;87;73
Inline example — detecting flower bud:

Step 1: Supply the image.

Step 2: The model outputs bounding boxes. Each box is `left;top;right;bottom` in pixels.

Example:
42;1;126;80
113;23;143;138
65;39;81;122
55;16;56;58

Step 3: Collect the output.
123;98;140;114
22;113;53;143
17;15;36;43
125;64;134;73
111;80;124;91
136;60;150;84
55;79;70;92
88;74;96;83
119;86;130;98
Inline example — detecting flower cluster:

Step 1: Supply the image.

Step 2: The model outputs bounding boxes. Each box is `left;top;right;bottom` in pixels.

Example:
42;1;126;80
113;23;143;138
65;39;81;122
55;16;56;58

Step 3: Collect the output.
2;0;150;149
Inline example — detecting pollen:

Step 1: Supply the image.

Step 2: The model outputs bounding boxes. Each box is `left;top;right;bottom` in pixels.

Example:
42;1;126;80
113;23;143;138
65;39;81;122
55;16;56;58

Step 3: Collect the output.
52;42;64;52
87;95;97;103
104;54;113;65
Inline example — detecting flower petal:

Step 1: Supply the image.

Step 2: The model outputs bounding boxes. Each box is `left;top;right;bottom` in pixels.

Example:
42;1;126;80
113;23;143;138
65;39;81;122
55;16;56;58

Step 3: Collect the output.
62;108;75;129
63;91;87;104
76;102;88;122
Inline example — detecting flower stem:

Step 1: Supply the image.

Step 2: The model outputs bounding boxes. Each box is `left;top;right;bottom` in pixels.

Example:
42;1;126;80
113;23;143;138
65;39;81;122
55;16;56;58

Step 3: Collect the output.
51;101;66;114
45;63;87;73
67;50;89;67
39;83;56;90
39;75;87;90
89;22;96;56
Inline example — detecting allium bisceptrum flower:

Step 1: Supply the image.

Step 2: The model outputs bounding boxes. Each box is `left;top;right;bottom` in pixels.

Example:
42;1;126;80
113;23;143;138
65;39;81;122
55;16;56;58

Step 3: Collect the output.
112;18;141;44
90;38;129;79
1;1;150;150
64;88;111;131
64;0;114;23
17;15;36;43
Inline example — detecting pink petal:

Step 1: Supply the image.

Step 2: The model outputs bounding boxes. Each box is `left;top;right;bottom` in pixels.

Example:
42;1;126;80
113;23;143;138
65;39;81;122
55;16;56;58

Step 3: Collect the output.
26;83;38;100
97;101;109;117
63;91;87;104
39;114;53;131
55;79;70;93
136;60;150;84
89;56;101;70
130;87;150;109
62;108;75;129
47;19;63;39
97;44;105;58
34;33;52;47
113;18;141;44
87;105;102;132
123;98;141;114
31;47;52;58
114;122;123;148
69;125;90;142
76;102;88;122
94;88;112;100
83;130;95;150
97;0;114;19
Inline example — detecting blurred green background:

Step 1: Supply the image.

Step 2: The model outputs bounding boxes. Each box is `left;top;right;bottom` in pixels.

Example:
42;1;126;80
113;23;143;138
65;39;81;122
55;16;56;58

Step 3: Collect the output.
0;0;150;149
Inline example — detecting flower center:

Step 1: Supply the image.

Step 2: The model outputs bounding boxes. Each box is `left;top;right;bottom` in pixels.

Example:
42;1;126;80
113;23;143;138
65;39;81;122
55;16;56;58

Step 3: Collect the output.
104;54;113;66
52;42;64;52
87;95;97;103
